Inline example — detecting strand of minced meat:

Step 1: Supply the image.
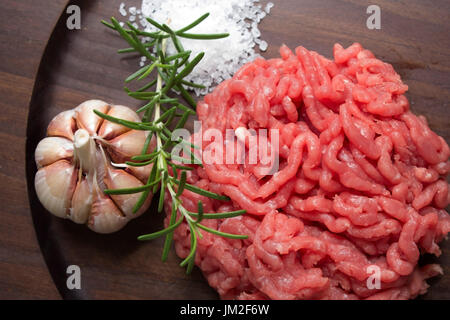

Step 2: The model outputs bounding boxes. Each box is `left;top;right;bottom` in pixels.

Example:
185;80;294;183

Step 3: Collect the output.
164;43;450;300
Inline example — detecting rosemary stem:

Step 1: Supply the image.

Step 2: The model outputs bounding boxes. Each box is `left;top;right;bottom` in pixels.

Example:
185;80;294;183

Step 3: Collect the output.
154;38;167;125
102;14;248;274
154;36;168;195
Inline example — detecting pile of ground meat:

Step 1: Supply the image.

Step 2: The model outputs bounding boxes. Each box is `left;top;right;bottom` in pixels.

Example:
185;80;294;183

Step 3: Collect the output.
165;43;450;299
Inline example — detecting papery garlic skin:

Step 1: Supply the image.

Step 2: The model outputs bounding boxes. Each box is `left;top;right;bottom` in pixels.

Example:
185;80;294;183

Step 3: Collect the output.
88;195;127;234
75;100;109;135
34;100;153;233
107;130;150;163
35;137;73;168
70;178;92;224
35;160;77;218
47;110;76;141
127;164;154;184
104;167;151;217
98;105;141;140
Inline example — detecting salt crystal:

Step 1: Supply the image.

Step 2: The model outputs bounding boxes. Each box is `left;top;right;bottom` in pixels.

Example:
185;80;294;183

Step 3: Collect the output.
265;2;274;14
139;56;147;67
118;0;274;96
259;40;268;51
119;3;127;16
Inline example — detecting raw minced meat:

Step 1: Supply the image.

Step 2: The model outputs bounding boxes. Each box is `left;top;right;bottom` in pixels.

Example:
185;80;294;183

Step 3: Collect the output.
165;43;450;300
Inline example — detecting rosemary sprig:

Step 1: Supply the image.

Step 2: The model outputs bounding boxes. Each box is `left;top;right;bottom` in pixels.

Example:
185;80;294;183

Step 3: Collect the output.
99;14;247;273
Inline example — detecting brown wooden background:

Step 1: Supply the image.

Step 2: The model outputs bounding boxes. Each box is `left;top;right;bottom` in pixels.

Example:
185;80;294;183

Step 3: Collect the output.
0;0;449;299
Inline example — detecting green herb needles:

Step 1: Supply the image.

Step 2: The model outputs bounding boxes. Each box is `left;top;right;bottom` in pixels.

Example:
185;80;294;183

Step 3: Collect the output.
98;13;247;273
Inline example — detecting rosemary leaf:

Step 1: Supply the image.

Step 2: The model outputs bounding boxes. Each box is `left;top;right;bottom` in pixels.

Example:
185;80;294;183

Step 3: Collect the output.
104;178;161;195
136;79;157;92
145;17;166;32
171;178;230;201
165;50;191;63
93;110;156;131
180;220;197;270
159;98;179;104
155;106;177;124
167;161;179;180
125;159;155;167
167;162;194;171
175;13;210;33
136;95;160;113
176;171;187;197
174;52;205;85
128;91;160;100
196;201;204;223
176;84;197;108
132;150;160;161
180;79;206;89
161;202;178;261
125;63;154;83
138;217;184;241
118;39;156;54
162;24;185;53
137;61;158;81
177;32;229;40
197;224;248;240
188;210;247;220
133;163;158;214
141;133;153;155
157;172;167;213
110;18;154;61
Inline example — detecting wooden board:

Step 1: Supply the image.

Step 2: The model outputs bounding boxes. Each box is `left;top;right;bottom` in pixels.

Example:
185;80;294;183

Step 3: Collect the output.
23;0;450;299
0;0;67;299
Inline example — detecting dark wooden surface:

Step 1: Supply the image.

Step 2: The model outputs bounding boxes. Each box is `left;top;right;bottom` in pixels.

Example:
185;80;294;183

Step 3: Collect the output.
1;0;449;299
0;0;68;299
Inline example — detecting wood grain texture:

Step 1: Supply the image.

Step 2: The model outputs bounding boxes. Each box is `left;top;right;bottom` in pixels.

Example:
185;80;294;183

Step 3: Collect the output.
0;0;69;299
1;0;450;299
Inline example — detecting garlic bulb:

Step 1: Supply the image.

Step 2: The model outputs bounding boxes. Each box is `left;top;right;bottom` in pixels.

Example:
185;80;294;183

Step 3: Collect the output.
34;100;154;234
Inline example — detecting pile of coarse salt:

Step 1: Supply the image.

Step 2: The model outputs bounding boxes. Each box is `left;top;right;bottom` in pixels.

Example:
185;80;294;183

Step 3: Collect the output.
118;0;274;95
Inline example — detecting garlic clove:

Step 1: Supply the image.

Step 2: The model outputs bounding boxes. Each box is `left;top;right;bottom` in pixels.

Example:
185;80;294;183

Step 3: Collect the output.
75;100;109;135
98;105;141;140
47;110;76;141
106;130;149;163
125;134;156;182
35;137;74;168
35;160;77;219
104;168;152;218
69;177;92;224
126;164;154;184
88;196;128;234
